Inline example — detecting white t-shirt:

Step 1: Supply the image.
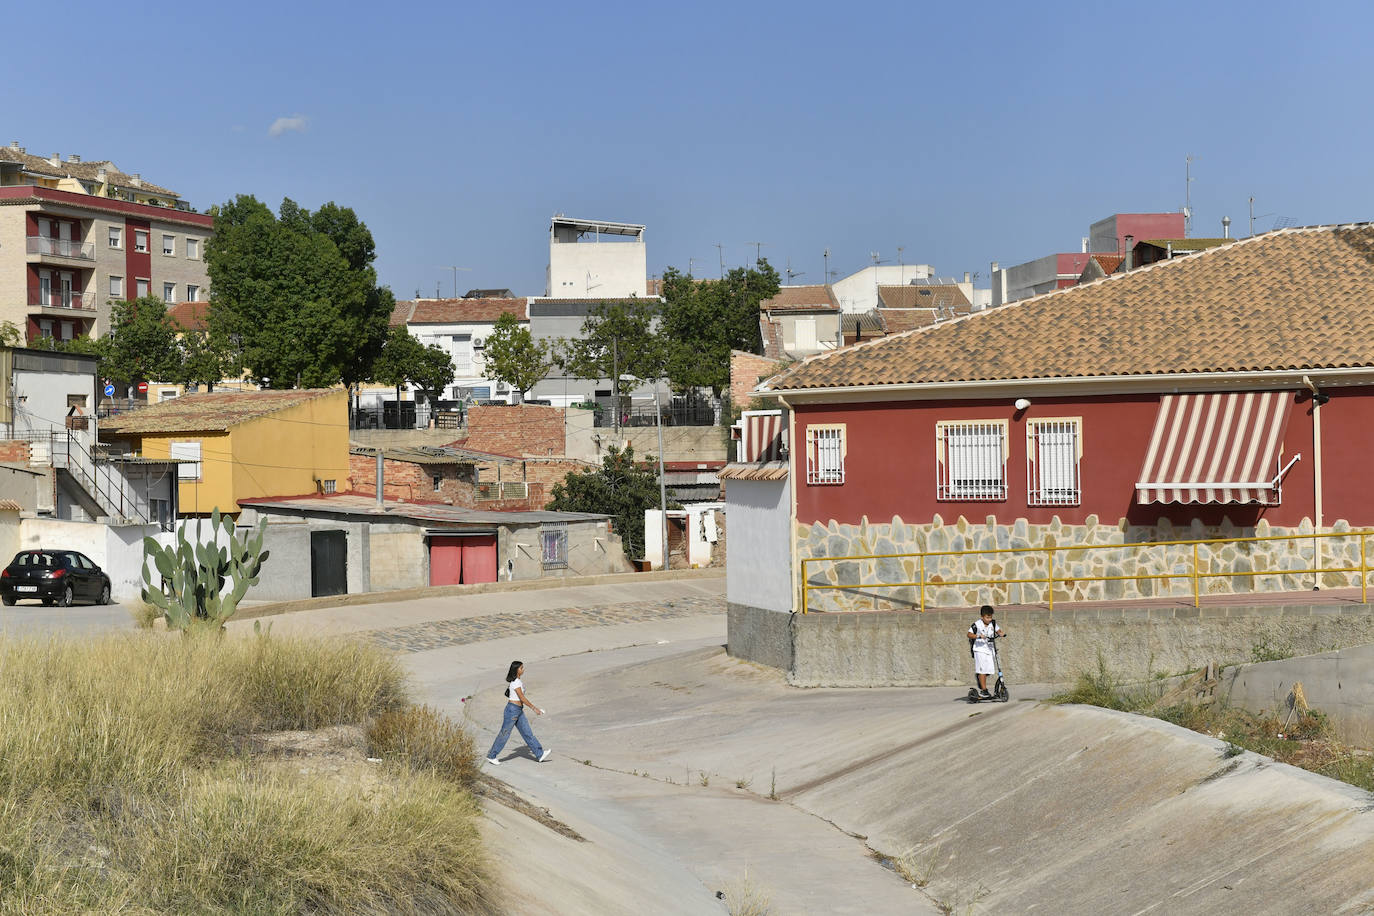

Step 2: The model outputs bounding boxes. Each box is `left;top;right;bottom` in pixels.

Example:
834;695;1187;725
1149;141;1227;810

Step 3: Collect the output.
969;619;997;654
507;677;524;704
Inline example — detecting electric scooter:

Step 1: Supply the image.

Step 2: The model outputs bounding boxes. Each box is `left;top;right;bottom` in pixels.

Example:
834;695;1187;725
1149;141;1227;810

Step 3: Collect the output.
967;633;1009;703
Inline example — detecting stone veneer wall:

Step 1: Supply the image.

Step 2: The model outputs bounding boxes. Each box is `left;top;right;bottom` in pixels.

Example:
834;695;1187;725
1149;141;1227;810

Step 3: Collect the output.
799;514;1371;613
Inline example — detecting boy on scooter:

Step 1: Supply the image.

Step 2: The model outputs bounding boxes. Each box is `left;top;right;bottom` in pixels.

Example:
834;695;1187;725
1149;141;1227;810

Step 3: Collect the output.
968;605;1005;699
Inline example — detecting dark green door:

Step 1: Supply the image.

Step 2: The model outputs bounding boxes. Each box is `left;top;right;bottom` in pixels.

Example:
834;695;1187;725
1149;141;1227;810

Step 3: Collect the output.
310;530;348;597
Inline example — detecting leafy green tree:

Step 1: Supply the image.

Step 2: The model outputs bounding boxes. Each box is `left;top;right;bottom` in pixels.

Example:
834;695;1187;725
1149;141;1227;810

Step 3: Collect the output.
547;444;680;560
371;327;456;407
205;195;393;388
556;297;664;419
177;328;238;391
102;297;182;388
483;311;552;398
660;259;780;394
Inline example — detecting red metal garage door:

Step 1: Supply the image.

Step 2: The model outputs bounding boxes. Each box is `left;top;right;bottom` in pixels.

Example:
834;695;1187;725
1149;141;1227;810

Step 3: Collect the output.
460;535;498;584
429;537;464;586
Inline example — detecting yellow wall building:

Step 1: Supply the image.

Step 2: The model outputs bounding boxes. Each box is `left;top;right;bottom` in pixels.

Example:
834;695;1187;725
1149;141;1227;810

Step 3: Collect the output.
99;389;349;516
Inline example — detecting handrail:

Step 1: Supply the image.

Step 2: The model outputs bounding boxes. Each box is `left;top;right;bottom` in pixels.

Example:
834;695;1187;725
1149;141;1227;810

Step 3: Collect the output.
800;529;1374;613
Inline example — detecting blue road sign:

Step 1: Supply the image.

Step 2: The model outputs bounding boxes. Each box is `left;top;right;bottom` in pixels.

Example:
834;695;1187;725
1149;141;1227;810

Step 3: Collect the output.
103;384;115;397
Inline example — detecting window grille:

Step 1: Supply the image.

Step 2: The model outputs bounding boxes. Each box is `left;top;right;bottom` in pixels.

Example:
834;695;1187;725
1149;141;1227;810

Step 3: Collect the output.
1027;418;1081;506
805;424;845;485
541;524;568;568
476;481;528;500
937;421;1006;500
322;479;337;494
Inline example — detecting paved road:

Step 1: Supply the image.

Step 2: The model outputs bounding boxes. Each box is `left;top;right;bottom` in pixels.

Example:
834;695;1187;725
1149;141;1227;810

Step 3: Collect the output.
0;600;136;636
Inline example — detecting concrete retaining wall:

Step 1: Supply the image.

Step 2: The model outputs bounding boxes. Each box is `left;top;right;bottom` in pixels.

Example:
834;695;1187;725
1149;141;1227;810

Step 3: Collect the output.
1218;644;1374;746
729;601;1374;688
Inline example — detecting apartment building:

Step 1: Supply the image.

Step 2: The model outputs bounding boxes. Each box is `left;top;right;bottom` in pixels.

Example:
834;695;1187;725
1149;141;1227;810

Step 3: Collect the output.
0;142;212;343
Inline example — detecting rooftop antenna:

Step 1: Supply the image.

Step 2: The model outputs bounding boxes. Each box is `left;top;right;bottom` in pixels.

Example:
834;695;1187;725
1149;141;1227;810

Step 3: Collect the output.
746;241;767;264
897;245;905;284
688;256;698;277
714;243;725;279
1184;154;1196;236
785;258;805;284
439;265;472;298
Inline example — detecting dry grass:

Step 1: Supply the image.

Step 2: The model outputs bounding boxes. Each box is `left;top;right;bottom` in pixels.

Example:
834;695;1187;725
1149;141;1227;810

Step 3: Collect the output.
0;631;492;914
368;704;480;788
721;867;773;916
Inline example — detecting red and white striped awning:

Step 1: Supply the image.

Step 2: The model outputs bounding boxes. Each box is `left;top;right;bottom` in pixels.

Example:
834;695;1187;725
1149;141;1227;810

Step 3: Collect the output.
1136;391;1295;505
739;410;785;464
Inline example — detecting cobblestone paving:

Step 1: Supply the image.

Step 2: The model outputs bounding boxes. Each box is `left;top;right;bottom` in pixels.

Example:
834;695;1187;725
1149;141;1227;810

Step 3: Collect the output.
366;594;725;653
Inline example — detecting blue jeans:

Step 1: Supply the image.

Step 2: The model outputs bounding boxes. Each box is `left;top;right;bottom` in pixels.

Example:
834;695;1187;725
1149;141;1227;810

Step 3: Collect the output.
487;702;543;760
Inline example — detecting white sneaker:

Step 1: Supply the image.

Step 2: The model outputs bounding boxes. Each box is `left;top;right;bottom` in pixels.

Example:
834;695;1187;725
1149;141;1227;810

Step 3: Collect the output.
486;757;500;766
538;749;552;763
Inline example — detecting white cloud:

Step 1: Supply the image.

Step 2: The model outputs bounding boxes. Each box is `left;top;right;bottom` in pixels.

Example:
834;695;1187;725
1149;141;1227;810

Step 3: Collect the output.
268;115;308;137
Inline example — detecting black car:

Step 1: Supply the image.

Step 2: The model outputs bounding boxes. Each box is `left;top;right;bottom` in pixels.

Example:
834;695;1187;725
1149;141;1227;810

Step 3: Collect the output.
0;550;112;607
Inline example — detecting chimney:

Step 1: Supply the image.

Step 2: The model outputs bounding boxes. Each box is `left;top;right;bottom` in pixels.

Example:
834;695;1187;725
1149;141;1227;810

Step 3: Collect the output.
375;451;384;506
130;173;142;187
1222;216;1231;238
963;271;971;284
1124;235;1134;270
67;154;81;163
9;141;20;151
50;153;61;167
96;167;107;182
1081;237;1089;253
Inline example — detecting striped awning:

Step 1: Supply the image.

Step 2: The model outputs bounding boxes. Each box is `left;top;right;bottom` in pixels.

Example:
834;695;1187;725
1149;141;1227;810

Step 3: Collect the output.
1136;391;1294;505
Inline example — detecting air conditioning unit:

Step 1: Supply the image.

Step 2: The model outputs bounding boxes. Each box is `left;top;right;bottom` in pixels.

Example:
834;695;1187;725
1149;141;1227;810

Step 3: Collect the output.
472;337;485;349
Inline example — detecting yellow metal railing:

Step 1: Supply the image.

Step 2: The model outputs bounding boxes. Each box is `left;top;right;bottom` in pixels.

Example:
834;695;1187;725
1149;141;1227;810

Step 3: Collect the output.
800;529;1374;614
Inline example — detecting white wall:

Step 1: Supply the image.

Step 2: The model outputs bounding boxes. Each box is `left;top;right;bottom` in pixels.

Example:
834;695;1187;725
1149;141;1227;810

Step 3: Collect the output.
18;518;158;601
548;241;647;299
12;368;95;438
830;264;934;313
647;503;723;570
724;478;792;612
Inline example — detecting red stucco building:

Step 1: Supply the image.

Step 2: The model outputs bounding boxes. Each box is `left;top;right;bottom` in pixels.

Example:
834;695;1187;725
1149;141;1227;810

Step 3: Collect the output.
728;223;1374;622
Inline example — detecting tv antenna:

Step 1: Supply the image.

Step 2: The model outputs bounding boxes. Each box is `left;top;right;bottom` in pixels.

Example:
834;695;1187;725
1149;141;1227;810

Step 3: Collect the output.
897;245;906;283
785;258;805;284
688;257;698;277
1248;197;1273;237
1184;154;1196;236
714;243;725;279
746;241;767;264
439;265;472;298
823;247;837;283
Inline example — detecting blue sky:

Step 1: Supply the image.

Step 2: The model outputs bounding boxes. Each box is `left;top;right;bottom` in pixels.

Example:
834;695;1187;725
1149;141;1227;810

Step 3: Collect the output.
11;0;1373;296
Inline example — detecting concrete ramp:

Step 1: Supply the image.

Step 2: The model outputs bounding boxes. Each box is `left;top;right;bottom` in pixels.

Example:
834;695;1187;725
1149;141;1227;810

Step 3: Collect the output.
791;703;1374;914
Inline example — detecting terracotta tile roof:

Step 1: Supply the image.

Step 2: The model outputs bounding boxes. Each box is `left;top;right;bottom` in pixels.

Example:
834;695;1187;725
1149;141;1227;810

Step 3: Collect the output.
877;308;939;333
389;300;415;327
0;146;178;197
1140;238;1232;251
759;285;839;312
876;284;970;311
400;298;528;324
763;225;1374;392
101;389;342;435
842;311;885;334
1089;254;1124;273
167;301;210;332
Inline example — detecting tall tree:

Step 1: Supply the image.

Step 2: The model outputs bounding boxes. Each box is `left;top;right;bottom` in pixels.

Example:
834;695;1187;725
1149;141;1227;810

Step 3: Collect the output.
556;298;664;417
102;297;182;388
659;259;780;395
546;444;679;560
205;195;393;388
177;328;237;391
483;311;552;398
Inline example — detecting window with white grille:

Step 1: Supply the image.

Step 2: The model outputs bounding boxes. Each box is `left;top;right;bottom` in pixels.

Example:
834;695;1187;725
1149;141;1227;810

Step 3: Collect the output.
541;524;568;568
936;421;1007;500
1027;418;1081;506
805;424;845;485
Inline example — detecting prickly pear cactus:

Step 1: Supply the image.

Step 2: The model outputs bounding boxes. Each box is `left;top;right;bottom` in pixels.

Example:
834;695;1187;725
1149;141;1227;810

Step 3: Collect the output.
141;508;271;630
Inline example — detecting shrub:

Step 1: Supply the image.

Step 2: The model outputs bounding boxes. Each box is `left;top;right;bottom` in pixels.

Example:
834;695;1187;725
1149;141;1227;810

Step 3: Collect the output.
368;704;479;788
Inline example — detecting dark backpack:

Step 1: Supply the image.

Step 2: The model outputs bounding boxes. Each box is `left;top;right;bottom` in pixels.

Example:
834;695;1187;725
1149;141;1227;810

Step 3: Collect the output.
969;619;996;657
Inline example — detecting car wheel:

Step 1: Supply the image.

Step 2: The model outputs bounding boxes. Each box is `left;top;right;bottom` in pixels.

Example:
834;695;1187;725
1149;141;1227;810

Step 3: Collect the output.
98;583;111;606
1;595;12;606
57;584;74;608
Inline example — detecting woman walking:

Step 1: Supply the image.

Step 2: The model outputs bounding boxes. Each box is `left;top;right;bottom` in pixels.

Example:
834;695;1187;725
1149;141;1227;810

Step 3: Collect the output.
486;660;552;765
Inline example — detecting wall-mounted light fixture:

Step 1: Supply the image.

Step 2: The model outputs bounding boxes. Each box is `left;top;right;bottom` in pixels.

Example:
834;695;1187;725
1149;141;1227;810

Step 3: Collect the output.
1013;398;1032;412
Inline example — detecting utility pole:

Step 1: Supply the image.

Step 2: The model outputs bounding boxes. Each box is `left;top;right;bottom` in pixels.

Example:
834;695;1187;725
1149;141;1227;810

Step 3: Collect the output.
440;265;472;298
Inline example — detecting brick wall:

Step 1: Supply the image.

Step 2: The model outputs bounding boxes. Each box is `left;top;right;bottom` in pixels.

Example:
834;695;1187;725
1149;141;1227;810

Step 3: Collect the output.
473;457;594;510
461;404;564;457
730;350;785;408
0;440;31;463
348;454;476;505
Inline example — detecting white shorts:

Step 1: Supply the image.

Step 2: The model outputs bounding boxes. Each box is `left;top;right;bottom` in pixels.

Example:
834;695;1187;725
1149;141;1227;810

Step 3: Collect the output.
972;648;995;675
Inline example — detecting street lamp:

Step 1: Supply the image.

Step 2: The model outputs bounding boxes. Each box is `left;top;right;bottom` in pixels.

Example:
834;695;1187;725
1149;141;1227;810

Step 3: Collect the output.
621;374;668;569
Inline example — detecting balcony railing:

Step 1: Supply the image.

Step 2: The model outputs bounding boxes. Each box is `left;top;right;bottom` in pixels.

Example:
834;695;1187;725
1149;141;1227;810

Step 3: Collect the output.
29;292;91;311
26;236;95;260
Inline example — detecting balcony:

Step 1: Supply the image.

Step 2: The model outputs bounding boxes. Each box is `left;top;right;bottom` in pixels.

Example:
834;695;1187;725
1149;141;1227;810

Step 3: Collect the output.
26;236;95;262
29;292;93;313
